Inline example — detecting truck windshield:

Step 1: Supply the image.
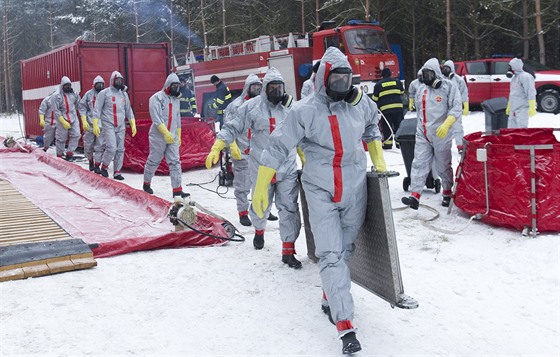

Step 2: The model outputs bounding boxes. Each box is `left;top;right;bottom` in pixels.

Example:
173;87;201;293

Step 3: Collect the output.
343;28;389;55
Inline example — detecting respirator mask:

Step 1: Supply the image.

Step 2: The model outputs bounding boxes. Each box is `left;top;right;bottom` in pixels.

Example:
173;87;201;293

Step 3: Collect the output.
506;65;514;78
169;83;181;97
94;82;104;92
266;81;285;105
421;68;442;89
248;83;262;98
113;77;124;90
441;65;454;79
325;68;352;102
62;84;73;93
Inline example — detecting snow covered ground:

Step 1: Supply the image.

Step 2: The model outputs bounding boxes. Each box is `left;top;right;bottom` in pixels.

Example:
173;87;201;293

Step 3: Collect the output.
1;110;559;356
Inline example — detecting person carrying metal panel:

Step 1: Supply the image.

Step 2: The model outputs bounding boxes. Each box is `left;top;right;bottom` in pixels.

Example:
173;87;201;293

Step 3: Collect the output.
442;59;469;154
251;47;388;354
401;58;462;209
142;73;189;200
408;69;423;111
38;91;56;152
222;74;262;226
179;77;197;118
79;75;105;172
205;67;302;269
51;76;81;160
372;67;405;149
506;58;537;128
91;71;136;180
209;75;232;129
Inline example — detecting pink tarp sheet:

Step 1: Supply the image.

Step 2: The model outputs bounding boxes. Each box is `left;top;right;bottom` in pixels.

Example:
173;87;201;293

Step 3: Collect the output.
123;118;216;174
454;128;560;232
0;143;228;258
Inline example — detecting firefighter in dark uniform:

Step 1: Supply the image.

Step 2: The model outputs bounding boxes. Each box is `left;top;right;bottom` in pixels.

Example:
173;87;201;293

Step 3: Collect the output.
209;75;232;129
179;77;197;118
372;68;405;149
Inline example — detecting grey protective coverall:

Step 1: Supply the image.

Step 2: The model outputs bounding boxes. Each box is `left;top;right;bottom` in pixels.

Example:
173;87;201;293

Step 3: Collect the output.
223;74;261;214
92;71;135;176
218;67;301;247
38;93;56;150
51;76;81;157
143;73;183;193
443;60;469;148
508;58;536;128
260;47;383;336
79;75;105;164
411;58;462;200
300;76;314;98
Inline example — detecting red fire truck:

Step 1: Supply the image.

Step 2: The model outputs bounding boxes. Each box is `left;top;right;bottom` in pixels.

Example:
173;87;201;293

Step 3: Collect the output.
175;20;400;114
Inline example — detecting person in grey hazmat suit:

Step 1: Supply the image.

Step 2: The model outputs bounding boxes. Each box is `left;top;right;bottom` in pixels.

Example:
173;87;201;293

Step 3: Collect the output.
92;71;136;180
142;73;189;199
506;58;537;128
408;69;423;111
79;75;105;171
251;47;388;354
51;76;81;160
300;61;320;99
38;92;56;152
402;58;462;209
441;60;469;153
205;67;302;269
222;74;262;226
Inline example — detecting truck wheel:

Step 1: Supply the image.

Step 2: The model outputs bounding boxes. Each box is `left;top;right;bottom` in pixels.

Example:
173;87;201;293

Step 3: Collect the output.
537;89;559;114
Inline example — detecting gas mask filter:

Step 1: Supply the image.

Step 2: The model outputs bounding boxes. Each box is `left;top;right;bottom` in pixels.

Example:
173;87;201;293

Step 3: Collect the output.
506;65;514;78
441;65;454;79
421;68;442;89
326;67;352;102
248;83;262;98
266;81;285;105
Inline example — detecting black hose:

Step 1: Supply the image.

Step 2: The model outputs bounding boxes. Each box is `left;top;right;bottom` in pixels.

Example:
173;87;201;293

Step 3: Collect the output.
185;174;235;199
175;217;245;242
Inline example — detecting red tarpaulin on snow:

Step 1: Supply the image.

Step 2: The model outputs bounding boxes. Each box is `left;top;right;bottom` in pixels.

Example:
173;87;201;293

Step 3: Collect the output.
454;128;560;233
0;142;228;258
123;118;216;174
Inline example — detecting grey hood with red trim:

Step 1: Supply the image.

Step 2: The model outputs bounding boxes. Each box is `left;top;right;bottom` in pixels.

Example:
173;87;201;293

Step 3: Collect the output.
315;47;352;101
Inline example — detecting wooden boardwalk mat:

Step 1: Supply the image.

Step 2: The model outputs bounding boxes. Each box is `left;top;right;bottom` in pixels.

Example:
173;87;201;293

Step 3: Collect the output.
0;179;96;282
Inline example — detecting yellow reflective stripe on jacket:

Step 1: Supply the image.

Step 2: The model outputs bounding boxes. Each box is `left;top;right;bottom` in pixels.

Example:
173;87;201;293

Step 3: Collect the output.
372;95;379;101
380;103;404;111
215;98;225;105
350;89;363;106
224;93;232;100
379;89;403;97
381;81;397;87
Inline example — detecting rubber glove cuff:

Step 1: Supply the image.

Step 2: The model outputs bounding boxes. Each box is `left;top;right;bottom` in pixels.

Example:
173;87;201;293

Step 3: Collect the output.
39;114;45;128
528;99;537;117
57;116;71;129
505;101;510;116
408;98;415;111
252;166;276;218
367;140;387;172
93;118;101;137
129;118;137;137
462;102;469;116
176;128;182;146
157;123;175;144
229;140;242;160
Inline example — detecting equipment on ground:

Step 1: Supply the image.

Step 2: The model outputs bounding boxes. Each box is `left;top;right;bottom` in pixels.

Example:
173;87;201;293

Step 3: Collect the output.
218;150;234;187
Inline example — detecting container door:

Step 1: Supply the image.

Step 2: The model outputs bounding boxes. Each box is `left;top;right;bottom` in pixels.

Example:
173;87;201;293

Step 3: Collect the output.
268;55;296;99
464;61;491;105
490;60;511;99
125;45;170;122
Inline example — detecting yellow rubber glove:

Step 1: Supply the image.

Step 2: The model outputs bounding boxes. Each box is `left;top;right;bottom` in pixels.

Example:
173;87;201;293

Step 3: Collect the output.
93;118;101;137
408;98;415;111
176;128;182;146
462;102;469;116
252;166;276;218
157;123;175;144
80;115;90;132
505;101;510;116
57;116;71;130
229;140;242;160
367;140;387;172
205;139;226;169
39;114;45;128
297;146;306;166
528;99;537;117
129;118;137;137
436;115;457;138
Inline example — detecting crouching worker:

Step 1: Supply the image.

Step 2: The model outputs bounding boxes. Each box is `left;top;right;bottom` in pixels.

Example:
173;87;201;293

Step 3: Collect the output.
205;67;302;269
142;73;189;200
252;47;387;354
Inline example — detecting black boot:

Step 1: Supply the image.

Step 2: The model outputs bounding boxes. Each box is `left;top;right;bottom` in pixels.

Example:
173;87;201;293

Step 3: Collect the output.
173;191;190;199
113;174;125;180
321;305;335;325
143;184;153;194
239;215;252;227
442;196;451;207
341;332;361;354
100;168;109;178
94;165;101;175
88;160;95;171
253;233;264;250
267;212;278;221
402;196;419;210
282;254;302;269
